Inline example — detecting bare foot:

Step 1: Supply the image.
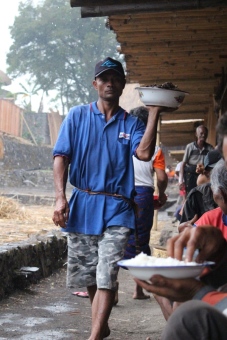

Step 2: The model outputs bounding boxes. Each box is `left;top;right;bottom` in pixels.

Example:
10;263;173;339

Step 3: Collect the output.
133;284;150;299
113;280;119;306
102;324;110;338
133;292;150;300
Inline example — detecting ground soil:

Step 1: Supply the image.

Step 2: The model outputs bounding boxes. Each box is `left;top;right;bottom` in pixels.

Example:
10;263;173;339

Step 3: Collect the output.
0;205;55;245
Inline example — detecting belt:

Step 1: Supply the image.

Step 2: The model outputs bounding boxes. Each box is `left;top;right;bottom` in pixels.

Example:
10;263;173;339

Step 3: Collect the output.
75;186;138;214
75;186;140;254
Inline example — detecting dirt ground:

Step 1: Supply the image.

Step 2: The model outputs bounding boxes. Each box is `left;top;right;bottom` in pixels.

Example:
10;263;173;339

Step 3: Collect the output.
0;204;55;245
0;265;166;340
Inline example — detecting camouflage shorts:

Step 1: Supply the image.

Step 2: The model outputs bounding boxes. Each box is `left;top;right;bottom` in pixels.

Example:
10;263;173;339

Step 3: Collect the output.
67;226;130;291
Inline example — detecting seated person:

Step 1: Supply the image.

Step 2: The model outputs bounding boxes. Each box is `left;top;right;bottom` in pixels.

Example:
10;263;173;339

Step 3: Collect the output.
148;159;226;320
135;112;227;333
180;149;222;224
194;159;227;239
134;226;227;340
179;159;227;239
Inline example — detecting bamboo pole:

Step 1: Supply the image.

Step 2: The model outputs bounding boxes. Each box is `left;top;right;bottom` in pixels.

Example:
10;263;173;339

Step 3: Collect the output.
20;112;38;146
153;118;161;231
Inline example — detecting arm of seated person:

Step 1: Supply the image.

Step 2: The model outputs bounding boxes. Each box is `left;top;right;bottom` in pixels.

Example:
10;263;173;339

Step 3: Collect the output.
178;214;198;233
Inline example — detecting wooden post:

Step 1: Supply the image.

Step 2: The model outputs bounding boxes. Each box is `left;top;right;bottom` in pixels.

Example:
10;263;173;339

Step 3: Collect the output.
20;112;38;146
153;118;161;231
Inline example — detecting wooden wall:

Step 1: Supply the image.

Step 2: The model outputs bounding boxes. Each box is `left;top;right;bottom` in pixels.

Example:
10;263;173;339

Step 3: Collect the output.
0;99;22;137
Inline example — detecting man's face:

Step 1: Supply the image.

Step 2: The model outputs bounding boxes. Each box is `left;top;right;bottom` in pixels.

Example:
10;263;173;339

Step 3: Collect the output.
93;70;126;101
212;190;227;215
196;127;208;142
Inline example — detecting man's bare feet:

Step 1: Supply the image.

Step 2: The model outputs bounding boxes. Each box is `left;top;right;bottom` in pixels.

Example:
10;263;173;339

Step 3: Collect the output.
87;324;110;340
133;285;150;299
102;324;110;338
113;281;119;306
133;292;150;300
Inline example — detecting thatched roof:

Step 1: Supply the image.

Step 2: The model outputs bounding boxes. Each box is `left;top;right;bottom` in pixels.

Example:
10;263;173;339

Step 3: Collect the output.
0;70;11;86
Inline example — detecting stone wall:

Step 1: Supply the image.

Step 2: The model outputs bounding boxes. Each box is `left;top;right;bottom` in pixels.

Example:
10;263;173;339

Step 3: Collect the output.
0;133;53;171
0;169;54;189
22;112;51;145
0;133;54;189
0;231;67;300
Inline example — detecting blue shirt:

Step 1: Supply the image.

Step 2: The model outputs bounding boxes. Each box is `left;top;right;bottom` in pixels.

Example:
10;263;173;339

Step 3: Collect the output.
53;101;145;235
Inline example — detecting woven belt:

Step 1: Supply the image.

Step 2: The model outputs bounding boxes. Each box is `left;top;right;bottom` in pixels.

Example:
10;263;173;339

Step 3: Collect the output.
75;186;137;211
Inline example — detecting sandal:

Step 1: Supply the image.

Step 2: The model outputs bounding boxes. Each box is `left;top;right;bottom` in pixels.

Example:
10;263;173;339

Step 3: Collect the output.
72;291;89;298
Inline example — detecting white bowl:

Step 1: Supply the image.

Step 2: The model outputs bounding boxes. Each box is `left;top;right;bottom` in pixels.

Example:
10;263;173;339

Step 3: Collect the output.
118;259;214;280
136;86;189;108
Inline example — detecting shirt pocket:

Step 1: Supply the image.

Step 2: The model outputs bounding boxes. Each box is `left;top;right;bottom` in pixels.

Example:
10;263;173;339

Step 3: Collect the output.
112;140;131;170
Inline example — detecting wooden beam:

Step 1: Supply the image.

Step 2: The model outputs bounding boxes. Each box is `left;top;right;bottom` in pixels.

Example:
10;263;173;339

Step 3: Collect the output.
109;9;227;33
110;7;227;20
126;72;222;83
126;68;224;79
161;112;208;121
115;31;227;42
124;57;225;66
71;0;150;7
119;43;227;54
112;21;227;33
80;1;227;17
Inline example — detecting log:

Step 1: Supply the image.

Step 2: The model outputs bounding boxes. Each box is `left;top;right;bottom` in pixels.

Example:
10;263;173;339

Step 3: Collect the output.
79;1;227;18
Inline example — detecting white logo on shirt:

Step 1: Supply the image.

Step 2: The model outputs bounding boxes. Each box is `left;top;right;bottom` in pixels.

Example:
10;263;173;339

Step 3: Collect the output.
119;132;130;140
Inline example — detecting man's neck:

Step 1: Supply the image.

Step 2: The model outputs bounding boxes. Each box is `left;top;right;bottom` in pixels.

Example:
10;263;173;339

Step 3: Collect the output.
96;99;120;122
196;140;206;149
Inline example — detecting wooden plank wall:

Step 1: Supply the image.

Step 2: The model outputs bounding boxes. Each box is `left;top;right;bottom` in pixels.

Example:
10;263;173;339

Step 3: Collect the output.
47;111;63;147
0;99;22;137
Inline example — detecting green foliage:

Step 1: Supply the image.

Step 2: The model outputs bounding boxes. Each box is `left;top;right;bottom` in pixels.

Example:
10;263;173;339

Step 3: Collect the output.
7;0;120;114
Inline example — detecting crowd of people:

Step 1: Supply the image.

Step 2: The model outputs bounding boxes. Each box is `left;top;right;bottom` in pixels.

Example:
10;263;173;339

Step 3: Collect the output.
52;56;227;340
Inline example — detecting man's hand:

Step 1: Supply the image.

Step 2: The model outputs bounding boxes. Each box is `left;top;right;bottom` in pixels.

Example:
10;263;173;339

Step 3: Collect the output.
158;192;167;206
134;275;204;302
167;225;227;263
179;182;185;190
52;197;70;229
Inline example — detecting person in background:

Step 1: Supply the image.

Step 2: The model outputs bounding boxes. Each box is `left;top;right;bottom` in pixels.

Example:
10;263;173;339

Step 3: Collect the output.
179;125;214;196
166;165;175;184
179;149;222;225
175;161;182;180
123;106;168;300
134;111;227;340
192;159;227;240
172;161;186;224
52;56;169;340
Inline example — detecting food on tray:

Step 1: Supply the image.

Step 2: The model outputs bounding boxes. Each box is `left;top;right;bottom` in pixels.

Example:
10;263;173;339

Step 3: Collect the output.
145;82;180;90
125;252;198;266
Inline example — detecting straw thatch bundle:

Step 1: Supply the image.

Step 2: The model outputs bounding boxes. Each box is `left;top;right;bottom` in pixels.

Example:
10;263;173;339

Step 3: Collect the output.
0;196;30;220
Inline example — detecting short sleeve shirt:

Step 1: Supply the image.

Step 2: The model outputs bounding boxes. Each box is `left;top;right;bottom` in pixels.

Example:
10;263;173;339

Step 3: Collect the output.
133;146;165;188
195;207;227;240
153;148;165;170
53;102;145;235
183;142;214;166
